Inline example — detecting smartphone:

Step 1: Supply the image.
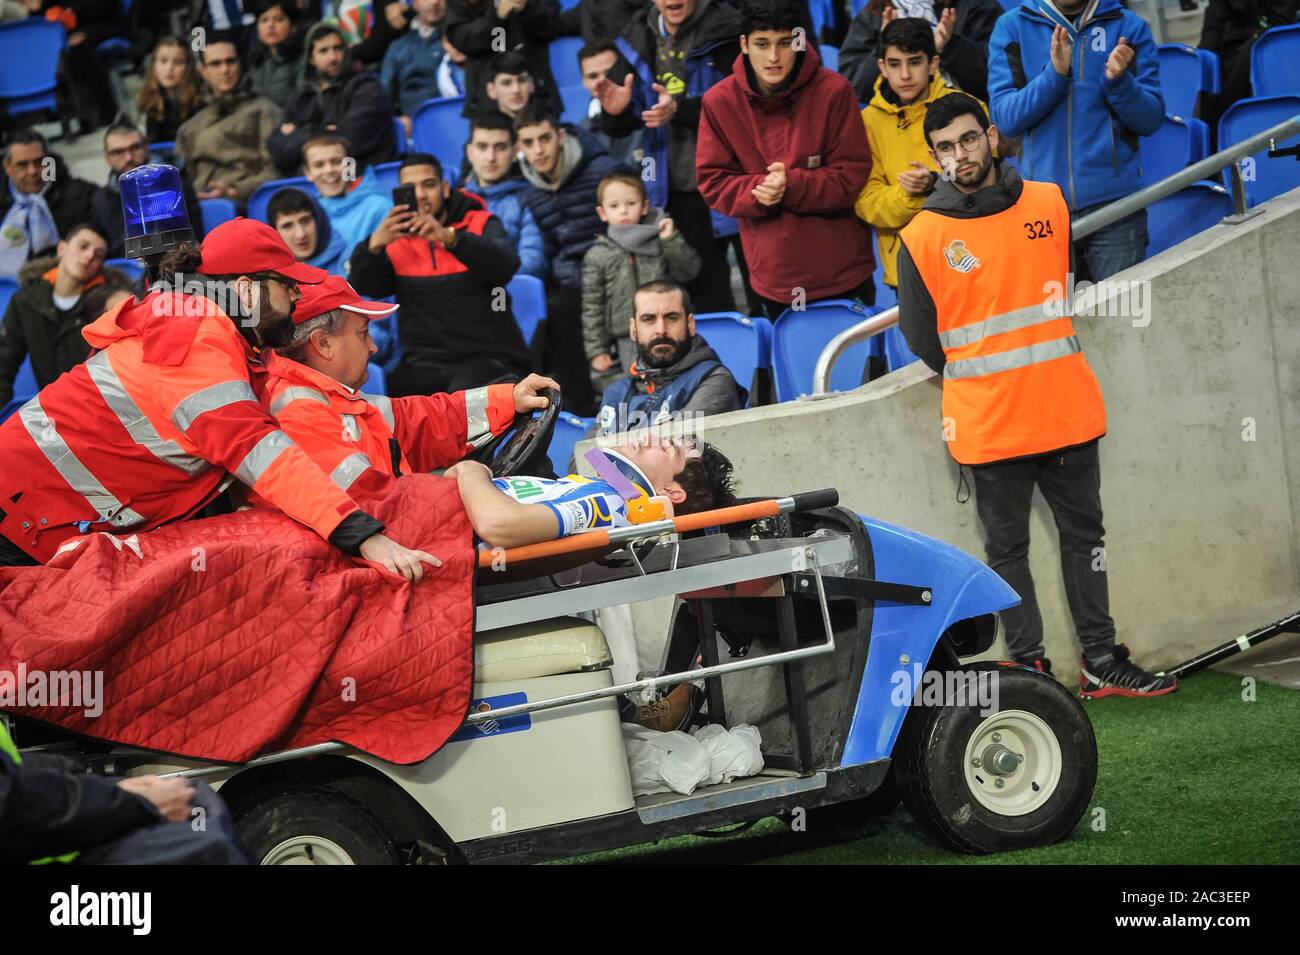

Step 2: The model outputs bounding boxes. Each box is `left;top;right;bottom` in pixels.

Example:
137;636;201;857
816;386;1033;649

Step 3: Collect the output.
392;185;417;212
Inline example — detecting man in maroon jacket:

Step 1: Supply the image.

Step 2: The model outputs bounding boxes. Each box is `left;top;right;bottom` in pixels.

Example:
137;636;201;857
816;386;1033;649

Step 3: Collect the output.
696;0;875;321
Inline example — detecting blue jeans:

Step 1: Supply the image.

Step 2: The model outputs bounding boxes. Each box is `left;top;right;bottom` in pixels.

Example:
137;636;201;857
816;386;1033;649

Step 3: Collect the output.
1072;204;1148;283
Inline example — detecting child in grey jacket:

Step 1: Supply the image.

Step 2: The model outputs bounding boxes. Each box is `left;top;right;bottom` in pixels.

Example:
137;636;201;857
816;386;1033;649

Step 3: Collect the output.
582;172;701;395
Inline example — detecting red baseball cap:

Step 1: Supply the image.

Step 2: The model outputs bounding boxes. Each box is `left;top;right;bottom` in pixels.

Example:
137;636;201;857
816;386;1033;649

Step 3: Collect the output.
293;275;399;325
198;217;328;285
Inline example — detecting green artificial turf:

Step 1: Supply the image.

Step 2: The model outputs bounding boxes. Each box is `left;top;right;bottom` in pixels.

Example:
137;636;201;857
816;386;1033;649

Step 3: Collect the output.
568;672;1300;864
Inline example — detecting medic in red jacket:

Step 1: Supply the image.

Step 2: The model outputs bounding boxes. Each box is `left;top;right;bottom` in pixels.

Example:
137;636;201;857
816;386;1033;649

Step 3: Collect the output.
0;219;438;581
259;276;557;501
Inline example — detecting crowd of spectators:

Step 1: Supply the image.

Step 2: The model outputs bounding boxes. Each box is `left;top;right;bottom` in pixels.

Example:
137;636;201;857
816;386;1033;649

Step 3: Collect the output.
1;0;1292;425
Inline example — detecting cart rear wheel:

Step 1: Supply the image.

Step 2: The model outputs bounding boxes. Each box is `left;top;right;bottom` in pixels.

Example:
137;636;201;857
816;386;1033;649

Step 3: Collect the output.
894;667;1097;854
232;784;400;865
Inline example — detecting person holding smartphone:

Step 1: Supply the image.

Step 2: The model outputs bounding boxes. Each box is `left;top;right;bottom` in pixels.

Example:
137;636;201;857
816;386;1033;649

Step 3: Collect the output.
348;152;531;398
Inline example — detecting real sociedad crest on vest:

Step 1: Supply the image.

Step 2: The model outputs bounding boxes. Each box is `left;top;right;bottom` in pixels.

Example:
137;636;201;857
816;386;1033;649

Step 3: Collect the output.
943;239;981;273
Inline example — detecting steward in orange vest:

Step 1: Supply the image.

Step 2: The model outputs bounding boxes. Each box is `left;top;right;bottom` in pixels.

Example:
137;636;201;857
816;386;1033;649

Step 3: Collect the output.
0;220;438;583
261;276;523;502
898;160;1105;466
896;93;1176;698
346;161;529;398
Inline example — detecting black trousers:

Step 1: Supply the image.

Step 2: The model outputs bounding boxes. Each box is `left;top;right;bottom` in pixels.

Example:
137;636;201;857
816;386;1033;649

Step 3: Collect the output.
667;189;759;314
969;440;1117;664
387;354;522;398
539;285;600;417
75;781;251;865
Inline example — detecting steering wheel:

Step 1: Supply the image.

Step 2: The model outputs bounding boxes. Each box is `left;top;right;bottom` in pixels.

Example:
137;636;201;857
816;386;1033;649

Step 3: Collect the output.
473;388;561;477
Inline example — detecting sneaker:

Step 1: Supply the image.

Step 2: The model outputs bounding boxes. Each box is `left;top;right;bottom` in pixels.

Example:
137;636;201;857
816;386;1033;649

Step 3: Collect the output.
1079;655;1179;699
635;683;699;732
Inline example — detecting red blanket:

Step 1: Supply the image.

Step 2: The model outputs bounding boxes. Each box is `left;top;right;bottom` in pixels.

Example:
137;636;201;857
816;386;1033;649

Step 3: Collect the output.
0;475;474;765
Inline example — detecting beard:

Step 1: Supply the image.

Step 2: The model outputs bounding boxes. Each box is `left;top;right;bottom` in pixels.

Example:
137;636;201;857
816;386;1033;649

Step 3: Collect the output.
247;283;297;348
955;152;994;188
637;335;689;370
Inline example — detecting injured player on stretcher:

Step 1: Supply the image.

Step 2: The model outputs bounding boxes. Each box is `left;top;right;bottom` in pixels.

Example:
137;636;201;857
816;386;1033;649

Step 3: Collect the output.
264;277;737;553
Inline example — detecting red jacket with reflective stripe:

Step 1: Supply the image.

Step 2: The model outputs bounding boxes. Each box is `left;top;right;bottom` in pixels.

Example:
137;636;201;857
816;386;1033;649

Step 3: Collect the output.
261;353;516;500
0;292;363;563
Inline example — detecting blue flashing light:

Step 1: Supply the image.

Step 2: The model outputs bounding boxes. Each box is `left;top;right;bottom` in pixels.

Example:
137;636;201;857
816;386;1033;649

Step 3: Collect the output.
120;163;191;239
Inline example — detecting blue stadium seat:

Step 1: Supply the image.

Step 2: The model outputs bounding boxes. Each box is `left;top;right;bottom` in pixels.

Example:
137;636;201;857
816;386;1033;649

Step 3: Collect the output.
0;276;17;315
104;258;145;285
548;412;594;476
247;177;313;224
149;141;178;161
0;20;65;120
693;311;772;407
508;274;547;348
1141;114;1210;185
371;160;402;196
771;299;884;400
1218;95;1300;206
412;96;470;179
0;357;36;424
1157;44;1206;121
559;85;591;126
549;35;585;91
199;197;238;236
392;116;409;156
559;0;580;10
871;231;895;309
819;45;839;73
808;0;834;40
1146;182;1233;257
1251;24;1300;97
365;363;387;397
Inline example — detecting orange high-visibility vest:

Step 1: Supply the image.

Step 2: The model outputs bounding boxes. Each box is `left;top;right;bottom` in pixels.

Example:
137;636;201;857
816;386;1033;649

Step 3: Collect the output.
261;353;515;500
901;180;1106;465
0;293;361;562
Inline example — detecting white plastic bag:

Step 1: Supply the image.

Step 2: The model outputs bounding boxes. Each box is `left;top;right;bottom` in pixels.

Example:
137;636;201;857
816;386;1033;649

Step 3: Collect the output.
622;725;712;797
692;724;764;785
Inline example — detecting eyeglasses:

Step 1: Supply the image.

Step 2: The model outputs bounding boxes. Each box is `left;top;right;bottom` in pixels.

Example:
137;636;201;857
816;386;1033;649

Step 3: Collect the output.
932;129;987;157
106;141;148;159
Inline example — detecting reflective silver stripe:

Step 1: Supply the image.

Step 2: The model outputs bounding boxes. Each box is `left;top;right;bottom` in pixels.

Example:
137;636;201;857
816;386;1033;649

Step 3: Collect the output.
938;306;1068;350
234;429;293;486
944;335;1083;381
19;397;147;527
329;452;372;490
85;352;209;476
171;380;258;432
269;386;330;417
361;392;395;431
465;386;491;442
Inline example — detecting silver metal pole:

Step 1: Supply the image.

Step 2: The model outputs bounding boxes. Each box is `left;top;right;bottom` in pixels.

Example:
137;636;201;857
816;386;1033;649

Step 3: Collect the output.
812;114;1300;395
163;547;838;780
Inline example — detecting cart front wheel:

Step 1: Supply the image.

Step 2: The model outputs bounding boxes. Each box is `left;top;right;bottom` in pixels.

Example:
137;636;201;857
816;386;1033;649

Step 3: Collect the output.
894;667;1097;854
233;784;400;865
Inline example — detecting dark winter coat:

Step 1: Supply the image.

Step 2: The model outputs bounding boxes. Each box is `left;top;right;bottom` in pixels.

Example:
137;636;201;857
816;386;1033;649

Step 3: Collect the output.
0;155;97;263
445;0;564;117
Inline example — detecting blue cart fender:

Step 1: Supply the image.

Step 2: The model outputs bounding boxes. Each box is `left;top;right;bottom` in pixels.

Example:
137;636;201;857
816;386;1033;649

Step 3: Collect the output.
840;514;1020;766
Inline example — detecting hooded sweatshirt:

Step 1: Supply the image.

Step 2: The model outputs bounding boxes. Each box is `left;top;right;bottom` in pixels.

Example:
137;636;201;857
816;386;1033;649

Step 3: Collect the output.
854;71;973;288
299;191;351;276
268;22;398;176
317;174;392;257
596;333;745;431
520;125;627;290
697;46;875;302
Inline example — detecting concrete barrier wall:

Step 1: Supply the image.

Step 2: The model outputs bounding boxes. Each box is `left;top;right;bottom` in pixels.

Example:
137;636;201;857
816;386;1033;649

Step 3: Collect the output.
591;188;1300;682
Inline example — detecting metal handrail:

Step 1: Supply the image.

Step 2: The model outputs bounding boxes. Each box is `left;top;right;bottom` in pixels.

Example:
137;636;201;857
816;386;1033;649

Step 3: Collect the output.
812;113;1300;395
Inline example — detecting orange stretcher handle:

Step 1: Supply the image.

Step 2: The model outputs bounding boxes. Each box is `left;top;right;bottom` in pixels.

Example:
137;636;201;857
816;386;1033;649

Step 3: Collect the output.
475;498;784;568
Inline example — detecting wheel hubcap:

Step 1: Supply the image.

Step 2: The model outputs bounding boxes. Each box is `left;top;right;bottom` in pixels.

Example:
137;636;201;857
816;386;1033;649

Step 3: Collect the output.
262;836;355;865
962;709;1062;816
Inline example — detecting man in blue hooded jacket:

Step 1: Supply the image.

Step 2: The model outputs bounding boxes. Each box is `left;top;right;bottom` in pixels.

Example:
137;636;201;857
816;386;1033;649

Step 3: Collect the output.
988;0;1163;281
462;112;548;280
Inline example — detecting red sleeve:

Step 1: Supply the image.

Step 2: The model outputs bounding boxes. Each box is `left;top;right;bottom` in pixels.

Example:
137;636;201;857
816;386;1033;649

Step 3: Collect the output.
392;383;516;472
782;78;873;214
695;93;776;221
